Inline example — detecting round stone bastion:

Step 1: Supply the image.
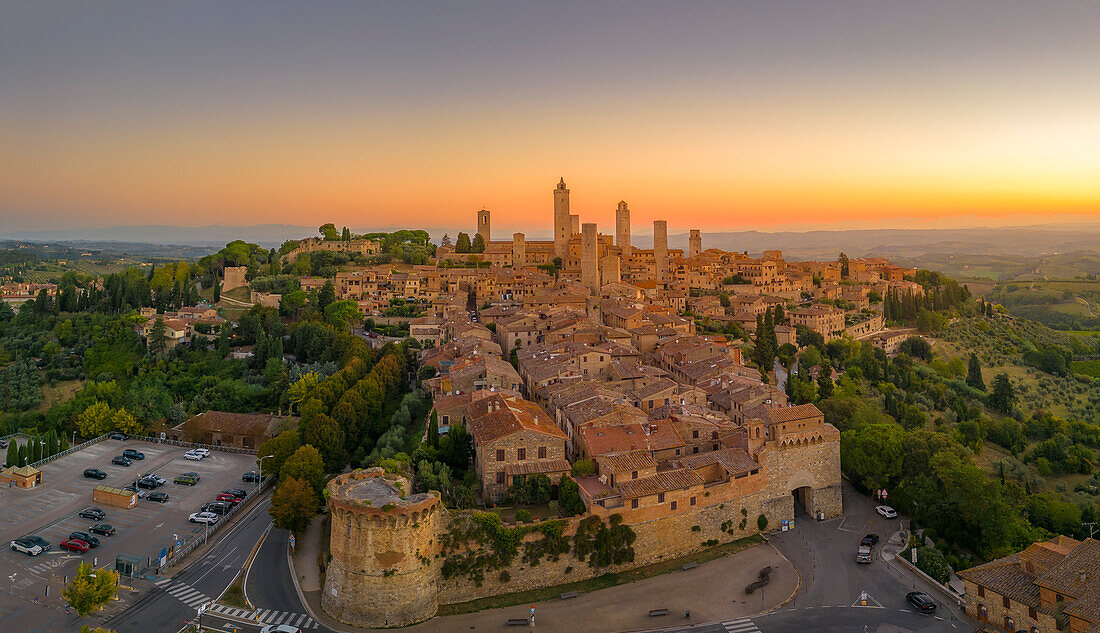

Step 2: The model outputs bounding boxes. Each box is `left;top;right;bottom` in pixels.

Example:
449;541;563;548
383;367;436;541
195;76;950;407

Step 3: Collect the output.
321;468;442;628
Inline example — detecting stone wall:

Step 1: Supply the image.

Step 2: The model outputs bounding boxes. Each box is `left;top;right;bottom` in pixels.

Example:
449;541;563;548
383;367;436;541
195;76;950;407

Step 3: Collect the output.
222;266;248;292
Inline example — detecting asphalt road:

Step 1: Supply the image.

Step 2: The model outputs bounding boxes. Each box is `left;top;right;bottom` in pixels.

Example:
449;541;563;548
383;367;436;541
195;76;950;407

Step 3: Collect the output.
101;493;272;633
245;526;301;612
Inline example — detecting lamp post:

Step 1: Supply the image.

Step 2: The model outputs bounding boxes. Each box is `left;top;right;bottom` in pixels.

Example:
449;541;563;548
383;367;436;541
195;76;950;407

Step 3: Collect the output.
256;454;274;496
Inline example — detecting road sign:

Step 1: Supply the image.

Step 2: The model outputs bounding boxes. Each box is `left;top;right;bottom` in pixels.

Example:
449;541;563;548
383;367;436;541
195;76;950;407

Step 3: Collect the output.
289;534;296;550
197;602;207;616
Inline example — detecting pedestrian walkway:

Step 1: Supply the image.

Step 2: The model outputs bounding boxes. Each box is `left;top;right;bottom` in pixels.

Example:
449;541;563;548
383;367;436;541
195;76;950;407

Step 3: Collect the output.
723;617;762;633
155;578;212;610
207;603;319;629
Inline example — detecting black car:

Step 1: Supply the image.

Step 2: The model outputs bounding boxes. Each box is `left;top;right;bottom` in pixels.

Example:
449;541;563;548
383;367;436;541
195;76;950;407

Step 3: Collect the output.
89;524;115;536
68;531;101;548
111;456;132;467
241;471;265;483
148;491;169;503
25;535;51;552
861;534;880;548
906;591;937;613
83;468;108;480
122;449;145;460
201;501;232;516
108;432;127;440
136;477;159;490
78;507;106;521
223;488;248;498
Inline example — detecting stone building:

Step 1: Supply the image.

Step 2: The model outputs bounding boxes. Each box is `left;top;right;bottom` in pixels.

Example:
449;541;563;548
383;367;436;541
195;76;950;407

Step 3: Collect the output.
323;469;442;628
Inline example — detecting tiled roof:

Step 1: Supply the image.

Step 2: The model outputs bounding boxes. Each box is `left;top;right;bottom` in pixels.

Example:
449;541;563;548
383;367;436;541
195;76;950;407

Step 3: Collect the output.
596;451;657;474
1037;538;1100;603
617;469;702;499
767;403;823;424
672;448;759;476
179;411;285;437
579;422;684;456
958;556;1040;607
504;460;571;476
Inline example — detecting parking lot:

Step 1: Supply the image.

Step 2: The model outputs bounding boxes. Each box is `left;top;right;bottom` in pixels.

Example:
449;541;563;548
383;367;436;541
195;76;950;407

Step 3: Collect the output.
0;438;259;606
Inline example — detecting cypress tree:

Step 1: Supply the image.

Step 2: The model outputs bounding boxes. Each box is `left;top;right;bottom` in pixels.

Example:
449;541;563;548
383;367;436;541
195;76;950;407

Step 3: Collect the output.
966;353;985;391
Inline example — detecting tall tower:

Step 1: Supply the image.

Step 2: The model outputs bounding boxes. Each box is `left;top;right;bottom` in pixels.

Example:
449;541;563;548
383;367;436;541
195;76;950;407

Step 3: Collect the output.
570;215;580;234
553;178;570;259
615;201;632;256
477;209;491;244
653;220;668;286
581;223;600;294
688;229;702;258
512;232;526;268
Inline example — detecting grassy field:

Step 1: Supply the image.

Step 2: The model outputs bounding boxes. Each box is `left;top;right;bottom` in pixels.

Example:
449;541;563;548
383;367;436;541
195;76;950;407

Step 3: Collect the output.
36;378;82;413
1071;360;1100;378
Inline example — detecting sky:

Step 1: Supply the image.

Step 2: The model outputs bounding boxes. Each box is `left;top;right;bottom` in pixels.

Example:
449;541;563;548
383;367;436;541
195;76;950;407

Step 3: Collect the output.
2;1;1099;236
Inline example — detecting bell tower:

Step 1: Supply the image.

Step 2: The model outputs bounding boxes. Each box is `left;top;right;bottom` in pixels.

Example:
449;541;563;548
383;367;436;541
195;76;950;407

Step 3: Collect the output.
553;178;570;259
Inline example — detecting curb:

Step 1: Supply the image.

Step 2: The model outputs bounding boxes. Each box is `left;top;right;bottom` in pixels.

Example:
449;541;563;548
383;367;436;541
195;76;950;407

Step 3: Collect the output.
755;541;801;615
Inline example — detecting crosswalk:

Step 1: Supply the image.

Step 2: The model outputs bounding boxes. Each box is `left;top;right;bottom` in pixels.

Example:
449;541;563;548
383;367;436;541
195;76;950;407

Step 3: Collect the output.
722;617;761;633
155;578;318;629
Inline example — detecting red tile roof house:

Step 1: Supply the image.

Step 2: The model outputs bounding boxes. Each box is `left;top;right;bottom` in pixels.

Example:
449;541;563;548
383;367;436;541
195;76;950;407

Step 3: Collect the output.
172;411;292;450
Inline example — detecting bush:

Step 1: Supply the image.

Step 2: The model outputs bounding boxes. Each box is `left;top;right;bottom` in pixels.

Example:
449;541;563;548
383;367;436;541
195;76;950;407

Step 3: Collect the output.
757;514;769;531
515;509;532;523
915;545;951;584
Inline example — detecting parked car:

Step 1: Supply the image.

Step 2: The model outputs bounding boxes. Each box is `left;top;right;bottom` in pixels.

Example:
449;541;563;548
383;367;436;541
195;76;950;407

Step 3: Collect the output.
121;485;146;499
68;531;100;548
260;625;302;633
183;451;204;461
201;501;232;516
10;538;43;556
0;439;7;448
856;545;872;564
111;455;132;467
122;449;145;460
89;524;115;536
242;471;265;483
60;538;91;554
83;468;108;480
906;591;937;613
223;488;248;498
108;432;127;440
875;505;898;519
191;448;211;458
189;512;219;525
861;534;880;547
174;473;200;486
148;491;170;503
136;478;159;490
142;473;167;486
25;535;51;552
78;508;106;521
215;493;243;506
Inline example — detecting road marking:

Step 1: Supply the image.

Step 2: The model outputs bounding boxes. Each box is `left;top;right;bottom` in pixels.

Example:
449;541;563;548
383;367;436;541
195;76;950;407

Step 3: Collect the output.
155;522;164;529
722;618;761;633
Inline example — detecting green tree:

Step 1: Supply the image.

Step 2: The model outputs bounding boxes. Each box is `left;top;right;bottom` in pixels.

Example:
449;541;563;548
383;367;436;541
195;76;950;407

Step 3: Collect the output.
471;233;486;253
966;353;985;391
112;407;144;436
428;410;439;448
146;318;168;358
63;562;119;616
838;252;849;278
302;414;346;472
77;401;115;437
914;546;950;584
989;373;1016;414
212;276;221;303
269;476;319;534
318;223;339;240
317;281;336;311
5;442;17;467
559;476;587;515
282;445;326;497
324;300;360;331
816;371;834;399
257;429;301;478
455;232;471;253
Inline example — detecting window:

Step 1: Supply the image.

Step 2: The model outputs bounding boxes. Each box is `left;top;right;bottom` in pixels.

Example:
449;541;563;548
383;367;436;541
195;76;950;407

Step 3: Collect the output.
538;446;547;459
675;449;681;456
977;586;984;598
1002;596;1010;609
693;446;699;454
690;496;696;506
658;493;665;503
1004;617;1013;631
631;470;638;479
496;471;505;484
496;449;505;462
713;444;719;450
1028;607;1037;620
442;415;449;425
518;448;526;461
692;430;699;439
670;500;677;510
711;431;718;439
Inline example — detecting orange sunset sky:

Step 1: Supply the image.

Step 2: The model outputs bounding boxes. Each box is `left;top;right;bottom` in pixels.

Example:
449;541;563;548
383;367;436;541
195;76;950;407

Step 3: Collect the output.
2;2;1099;235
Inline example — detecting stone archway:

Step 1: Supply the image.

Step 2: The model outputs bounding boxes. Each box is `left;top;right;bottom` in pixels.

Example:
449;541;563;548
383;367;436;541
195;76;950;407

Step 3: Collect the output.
791;486;813;516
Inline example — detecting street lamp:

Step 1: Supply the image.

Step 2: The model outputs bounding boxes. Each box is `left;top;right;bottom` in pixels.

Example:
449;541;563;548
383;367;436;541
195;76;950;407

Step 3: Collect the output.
256;454;274;496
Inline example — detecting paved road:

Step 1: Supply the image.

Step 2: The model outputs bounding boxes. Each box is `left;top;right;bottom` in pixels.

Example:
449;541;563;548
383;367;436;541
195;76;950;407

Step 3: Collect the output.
101;494;272;633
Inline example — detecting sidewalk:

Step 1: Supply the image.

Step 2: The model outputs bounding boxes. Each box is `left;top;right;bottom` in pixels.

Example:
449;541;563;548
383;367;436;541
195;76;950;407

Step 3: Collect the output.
292;522;798;633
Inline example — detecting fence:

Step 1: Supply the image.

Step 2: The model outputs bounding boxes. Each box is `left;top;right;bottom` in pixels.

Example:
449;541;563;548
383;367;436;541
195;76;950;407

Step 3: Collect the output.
128;435;259;456
27;434;110;470
160;475;275;572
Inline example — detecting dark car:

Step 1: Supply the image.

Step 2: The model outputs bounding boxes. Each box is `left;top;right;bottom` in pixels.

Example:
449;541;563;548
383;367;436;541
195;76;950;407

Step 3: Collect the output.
861;534;880;548
83;468;108;480
25;535;51;552
242;471;265;483
201;501;232;516
136;477;159;490
78;507;106;521
60;538;91;554
223;488;248;498
68;531;101;548
148;491;169;503
122;449;145;460
108;432;127;440
906;591;937;613
174;473;199;486
89;524;115;536
111;455;132;467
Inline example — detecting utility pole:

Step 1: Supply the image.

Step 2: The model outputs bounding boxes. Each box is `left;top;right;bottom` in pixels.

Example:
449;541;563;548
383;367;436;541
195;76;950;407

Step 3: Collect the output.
1084;522;1096;539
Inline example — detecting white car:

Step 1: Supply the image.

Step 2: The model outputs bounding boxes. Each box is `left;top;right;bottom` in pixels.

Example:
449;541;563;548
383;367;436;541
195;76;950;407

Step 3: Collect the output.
875;505;898;519
183;451;203;461
192;448;211;458
260;625;302;633
10;539;43;556
188;512;219;525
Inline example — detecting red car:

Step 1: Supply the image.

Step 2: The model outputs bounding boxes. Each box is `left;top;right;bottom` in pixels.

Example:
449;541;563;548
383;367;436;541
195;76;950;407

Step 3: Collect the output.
215;493;242;505
60;538;91;553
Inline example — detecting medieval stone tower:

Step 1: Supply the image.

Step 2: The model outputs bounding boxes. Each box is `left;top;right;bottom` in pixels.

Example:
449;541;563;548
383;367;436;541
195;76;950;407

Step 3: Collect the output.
323;469;442;628
653;220;669;285
553;178;571;259
581;223;600;293
615;201;632;256
512;232;526;268
477;209;491;244
689;229;702;258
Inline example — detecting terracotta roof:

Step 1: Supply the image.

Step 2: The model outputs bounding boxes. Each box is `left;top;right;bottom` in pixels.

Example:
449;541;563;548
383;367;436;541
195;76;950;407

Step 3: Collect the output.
596;451;657;474
617;469;702;499
179;411;285;437
504;460;571;476
467;396;567;444
671;448;759;476
766;403;823;424
579;422;684;457
1038;538;1100;604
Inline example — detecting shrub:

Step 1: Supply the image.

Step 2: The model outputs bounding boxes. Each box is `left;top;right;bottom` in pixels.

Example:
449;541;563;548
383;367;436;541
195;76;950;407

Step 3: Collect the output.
757;514;769;531
515;509;532;523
